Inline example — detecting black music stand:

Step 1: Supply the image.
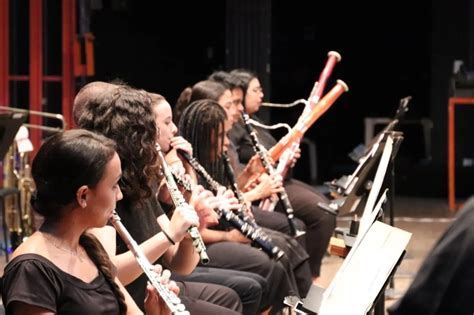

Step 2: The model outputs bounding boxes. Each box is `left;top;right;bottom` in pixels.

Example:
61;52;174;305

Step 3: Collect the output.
319;131;403;218
0;112;27;262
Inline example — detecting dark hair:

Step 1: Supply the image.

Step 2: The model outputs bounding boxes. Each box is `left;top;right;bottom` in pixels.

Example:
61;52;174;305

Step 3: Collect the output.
31;129;127;313
72;81;118;126
178;99;228;186
229;69;257;108
80;233;127;314
31;129;116;219
76;85;160;204
174;80;228;124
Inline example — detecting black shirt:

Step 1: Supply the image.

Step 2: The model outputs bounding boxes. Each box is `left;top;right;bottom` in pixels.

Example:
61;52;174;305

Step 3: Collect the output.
388;196;474;315
114;196;165;310
2;254;120;315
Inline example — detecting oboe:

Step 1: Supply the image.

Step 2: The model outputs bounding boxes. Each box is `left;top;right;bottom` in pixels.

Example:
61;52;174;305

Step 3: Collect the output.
156;144;210;264
241;112;305;237
178;150;285;260
110;211;189;315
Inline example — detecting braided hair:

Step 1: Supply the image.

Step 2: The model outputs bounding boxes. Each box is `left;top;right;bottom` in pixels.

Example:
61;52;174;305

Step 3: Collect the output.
178;99;228;187
31;129;127;313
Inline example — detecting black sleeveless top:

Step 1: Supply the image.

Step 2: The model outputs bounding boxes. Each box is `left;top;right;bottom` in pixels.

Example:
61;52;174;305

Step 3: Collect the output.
1;254;120;314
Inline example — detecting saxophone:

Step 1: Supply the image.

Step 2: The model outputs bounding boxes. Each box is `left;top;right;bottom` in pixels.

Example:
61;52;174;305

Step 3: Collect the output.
3;144;22;251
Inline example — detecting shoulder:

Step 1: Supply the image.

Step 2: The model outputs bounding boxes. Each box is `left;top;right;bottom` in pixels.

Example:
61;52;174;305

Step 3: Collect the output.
3;254;61;283
2;254;61;312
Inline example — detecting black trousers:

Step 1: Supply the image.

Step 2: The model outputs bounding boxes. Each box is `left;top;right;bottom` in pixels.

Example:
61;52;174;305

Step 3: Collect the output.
177;281;243;314
202;241;290;313
276;179;336;277
172;267;265;315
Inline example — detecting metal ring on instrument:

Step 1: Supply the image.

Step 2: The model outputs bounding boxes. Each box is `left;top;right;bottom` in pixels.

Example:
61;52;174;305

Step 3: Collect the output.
261;98;309;109
248;119;292;134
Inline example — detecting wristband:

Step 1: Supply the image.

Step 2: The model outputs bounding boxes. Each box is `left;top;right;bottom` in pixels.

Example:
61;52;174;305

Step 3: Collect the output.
162;230;176;245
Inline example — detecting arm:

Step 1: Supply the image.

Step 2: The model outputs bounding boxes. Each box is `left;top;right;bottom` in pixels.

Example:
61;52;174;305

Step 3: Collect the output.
8;303;54;315
200;227;251;245
90;225;178;285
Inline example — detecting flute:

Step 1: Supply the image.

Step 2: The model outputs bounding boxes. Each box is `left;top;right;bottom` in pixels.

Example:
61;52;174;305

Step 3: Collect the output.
156;144;210;264
178;150;285;260
241;112;305;238
110;211;190;315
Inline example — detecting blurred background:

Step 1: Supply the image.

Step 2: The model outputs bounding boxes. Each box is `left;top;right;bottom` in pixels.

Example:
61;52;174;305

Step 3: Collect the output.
2;0;474;200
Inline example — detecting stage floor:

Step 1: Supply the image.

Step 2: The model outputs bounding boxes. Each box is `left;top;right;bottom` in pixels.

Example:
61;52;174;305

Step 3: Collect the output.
319;195;457;314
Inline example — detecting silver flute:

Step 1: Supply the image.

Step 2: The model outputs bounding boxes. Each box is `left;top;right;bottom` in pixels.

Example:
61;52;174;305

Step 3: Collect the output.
110;211;189;315
156;144;210;264
178;150;285;260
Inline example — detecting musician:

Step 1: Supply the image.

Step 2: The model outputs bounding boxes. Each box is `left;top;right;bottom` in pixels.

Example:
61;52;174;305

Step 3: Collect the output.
76;85;243;314
389;196;474;315
179;99;318;313
149;92;269;315
228;69;336;284
1;129;174;314
207;71;308;236
72;80;117;127
175;78;305;234
175;78;312;297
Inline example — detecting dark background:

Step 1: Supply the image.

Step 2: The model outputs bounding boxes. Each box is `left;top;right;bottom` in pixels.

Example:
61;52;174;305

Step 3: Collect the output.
83;0;474;198
10;0;474;198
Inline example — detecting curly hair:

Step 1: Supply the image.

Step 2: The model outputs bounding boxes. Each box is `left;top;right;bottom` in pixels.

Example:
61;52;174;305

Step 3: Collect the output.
77;85;160;204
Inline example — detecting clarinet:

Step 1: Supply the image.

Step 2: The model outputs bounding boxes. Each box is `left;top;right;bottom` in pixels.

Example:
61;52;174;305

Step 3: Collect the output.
241;112;305;237
156;144;210;264
221;152;258;226
178;150;285;260
110;211;189;315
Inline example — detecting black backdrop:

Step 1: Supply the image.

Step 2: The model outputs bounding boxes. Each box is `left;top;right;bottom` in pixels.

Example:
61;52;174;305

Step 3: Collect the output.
84;1;474;197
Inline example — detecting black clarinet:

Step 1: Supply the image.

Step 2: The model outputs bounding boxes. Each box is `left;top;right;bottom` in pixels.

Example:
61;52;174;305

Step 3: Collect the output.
221;152;258;226
178;150;285;260
241;112;304;237
156;144;210;264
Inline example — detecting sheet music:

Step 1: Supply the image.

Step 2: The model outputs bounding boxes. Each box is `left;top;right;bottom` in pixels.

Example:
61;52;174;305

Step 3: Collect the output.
319;221;411;315
359;135;393;234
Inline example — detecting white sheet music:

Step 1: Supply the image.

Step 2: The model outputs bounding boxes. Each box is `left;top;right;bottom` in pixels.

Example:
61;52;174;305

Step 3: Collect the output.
319;221;412;315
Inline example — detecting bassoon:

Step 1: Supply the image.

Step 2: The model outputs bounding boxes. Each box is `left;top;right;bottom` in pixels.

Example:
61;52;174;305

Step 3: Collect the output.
261;51;342;210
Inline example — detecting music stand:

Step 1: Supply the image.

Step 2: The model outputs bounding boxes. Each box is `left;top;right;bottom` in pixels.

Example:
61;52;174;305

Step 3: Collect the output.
0;112;27;262
319;131;403;217
298;134;412;314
